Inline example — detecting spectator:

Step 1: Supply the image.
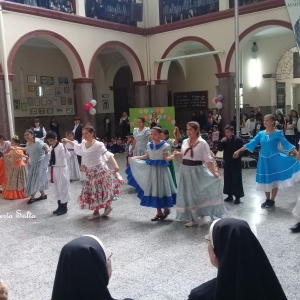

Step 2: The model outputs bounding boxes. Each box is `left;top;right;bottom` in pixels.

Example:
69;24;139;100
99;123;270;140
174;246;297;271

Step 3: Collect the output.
49;117;60;141
245;113;256;137
104;114;111;140
188;218;287;300
62;0;74;13
254;106;262;120
119;111;130;139
31;118;46;141
212;108;221;131
276;113;285;131
191;112;198;122
240;114;251;140
207;111;212;131
253;117;265;137
50;0;62;11
198;110;207;130
285;114;296;146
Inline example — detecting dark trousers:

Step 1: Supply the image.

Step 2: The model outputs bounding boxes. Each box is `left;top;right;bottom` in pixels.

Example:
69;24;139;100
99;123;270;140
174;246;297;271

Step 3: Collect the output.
77;155;82;165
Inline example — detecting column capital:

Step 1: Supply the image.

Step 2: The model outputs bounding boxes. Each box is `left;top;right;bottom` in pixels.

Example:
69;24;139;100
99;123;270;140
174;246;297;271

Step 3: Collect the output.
0;74;15;81
132;81;148;86
154;80;169;85
262;74;276;79
72;78;95;84
215;72;235;79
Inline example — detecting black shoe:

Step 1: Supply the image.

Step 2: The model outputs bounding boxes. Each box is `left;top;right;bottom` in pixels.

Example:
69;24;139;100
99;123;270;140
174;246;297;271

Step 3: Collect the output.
151;215;164;221
160;209;170;220
261;199;269;208
266;200;275;208
35;195;47;202
234;198;240;204
53;200;61;214
27;198;35;204
57;203;68;216
290;222;300;233
224;196;233;202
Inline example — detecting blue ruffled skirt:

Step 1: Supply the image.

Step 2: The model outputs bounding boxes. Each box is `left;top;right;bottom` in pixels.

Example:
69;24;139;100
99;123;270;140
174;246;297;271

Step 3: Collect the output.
126;158;177;208
256;153;300;192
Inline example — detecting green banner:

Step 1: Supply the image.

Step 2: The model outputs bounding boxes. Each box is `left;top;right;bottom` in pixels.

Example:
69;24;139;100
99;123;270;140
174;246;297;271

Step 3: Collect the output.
129;107;176;136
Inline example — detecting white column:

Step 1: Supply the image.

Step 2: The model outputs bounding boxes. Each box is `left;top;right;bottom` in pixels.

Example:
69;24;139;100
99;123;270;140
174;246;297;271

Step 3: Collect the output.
75;0;86;17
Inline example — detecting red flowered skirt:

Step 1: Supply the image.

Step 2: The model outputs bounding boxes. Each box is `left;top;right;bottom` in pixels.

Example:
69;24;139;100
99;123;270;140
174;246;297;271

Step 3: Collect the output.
79;163;124;211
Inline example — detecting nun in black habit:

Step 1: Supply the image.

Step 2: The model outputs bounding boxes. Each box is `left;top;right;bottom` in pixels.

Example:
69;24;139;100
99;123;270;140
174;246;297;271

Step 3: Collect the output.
188;218;287;300
217;125;244;204
51;235;134;300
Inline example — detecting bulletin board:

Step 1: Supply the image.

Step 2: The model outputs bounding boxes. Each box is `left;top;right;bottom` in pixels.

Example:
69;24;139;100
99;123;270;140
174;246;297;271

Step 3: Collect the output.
129;107;176;135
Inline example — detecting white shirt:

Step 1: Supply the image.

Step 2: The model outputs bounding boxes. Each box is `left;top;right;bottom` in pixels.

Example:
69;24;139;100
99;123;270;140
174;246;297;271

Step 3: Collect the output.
50;143;71;167
245;119;256;135
74;141;113;168
181;137;213;163
73;124;79;134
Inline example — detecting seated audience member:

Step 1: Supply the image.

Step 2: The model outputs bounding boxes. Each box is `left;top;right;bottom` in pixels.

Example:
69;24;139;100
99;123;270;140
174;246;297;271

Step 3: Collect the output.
50;0;62;11
51;235;134;300
0;280;8;300
188;218;287;300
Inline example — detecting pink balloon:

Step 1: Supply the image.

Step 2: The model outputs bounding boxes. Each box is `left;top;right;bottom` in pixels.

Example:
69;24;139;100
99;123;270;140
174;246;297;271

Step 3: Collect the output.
84;103;90;110
214;98;219;104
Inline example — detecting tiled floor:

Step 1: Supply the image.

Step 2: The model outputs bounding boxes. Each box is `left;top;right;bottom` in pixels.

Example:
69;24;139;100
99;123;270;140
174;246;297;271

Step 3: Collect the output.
0;154;300;300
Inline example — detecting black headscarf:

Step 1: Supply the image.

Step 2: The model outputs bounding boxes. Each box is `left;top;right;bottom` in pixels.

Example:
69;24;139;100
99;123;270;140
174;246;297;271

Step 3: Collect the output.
51;236;114;300
212;218;287;300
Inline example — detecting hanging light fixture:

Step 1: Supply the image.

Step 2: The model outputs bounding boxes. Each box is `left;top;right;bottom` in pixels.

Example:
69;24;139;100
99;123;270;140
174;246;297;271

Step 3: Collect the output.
252;42;258;53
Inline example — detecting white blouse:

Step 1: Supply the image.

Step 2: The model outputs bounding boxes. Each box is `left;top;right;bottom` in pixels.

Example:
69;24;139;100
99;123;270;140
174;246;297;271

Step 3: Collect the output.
181;137;213;163
74;141;113;168
66;140;78;150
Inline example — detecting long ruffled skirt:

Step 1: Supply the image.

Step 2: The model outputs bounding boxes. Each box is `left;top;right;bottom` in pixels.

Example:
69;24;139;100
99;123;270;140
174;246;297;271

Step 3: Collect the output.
79;163;124;211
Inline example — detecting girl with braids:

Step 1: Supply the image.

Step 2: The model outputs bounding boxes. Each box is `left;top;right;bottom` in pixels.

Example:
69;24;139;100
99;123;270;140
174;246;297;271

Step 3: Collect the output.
2;136;28;200
173;121;224;227
14;129;50;204
62;126;123;220
234;114;300;208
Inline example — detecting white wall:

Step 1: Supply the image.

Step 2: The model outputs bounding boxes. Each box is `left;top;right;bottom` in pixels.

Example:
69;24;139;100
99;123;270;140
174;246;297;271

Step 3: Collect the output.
242;34;296;107
12;45;74;118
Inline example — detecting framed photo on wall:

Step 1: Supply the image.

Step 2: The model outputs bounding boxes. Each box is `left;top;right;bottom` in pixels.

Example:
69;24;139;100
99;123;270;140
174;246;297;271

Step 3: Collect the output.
34;97;40;106
27;97;33;106
102;99;109;110
42;97;47;106
56;108;63;113
61;97;66;105
67;97;73;105
47;99;52;105
21;103;27;111
47;108;53;114
39;108;45;114
41;76;54;85
55;87;62;97
59;77;69;85
66;108;73;114
27;75;37;83
30;108;37;115
52;99;58;106
13;100;20;110
36;86;43;97
45;87;52;95
28;85;35;92
64;87;70;93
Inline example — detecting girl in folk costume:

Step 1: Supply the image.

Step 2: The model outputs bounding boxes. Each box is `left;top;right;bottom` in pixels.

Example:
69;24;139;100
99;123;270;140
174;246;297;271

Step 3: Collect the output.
173;122;225;227
234;114;300;208
15;129;50;204
126;127;177;221
2;136;28;200
65;131;80;181
161;128;178;188
0;135;11;191
46;131;71;216
62;126;123;220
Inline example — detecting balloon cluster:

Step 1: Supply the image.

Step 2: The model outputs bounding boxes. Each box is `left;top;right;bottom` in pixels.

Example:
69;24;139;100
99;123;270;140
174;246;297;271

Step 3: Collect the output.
83;99;97;115
212;94;223;110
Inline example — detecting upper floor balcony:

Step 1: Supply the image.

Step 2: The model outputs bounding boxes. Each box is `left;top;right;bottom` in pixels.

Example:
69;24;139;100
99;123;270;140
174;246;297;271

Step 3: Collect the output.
2;0;284;32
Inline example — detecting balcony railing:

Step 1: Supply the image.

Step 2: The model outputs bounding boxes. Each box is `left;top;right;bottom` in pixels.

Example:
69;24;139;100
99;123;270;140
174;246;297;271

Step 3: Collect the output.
229;0;266;8
5;0;76;14
159;0;219;25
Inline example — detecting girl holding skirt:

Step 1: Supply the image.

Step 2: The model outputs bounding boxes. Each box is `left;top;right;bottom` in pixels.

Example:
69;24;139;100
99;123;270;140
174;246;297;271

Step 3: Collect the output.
0;135;11;191
173;122;225;227
65;131;80;181
2;136;27;200
126;127;177;221
62;126;123;220
15;129;50;204
234;114;300;208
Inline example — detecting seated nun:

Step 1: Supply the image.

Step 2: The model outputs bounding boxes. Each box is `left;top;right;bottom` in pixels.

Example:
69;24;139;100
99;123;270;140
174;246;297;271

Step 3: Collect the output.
188;218;287;300
51;235;134;300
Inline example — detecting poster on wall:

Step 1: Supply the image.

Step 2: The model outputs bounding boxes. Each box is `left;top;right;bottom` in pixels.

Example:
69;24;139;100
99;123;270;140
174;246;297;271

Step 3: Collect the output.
129;107;176;136
285;0;300;53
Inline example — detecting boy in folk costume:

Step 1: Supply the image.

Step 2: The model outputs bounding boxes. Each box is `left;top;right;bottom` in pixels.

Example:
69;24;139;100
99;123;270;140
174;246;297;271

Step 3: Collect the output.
46;131;71;216
217;125;244;204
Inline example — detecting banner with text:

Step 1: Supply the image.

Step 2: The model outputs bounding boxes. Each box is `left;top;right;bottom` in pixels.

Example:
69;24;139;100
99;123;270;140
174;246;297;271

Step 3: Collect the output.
285;0;300;53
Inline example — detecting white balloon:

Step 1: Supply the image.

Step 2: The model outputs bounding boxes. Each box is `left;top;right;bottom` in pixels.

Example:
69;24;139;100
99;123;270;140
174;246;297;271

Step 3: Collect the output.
90;99;97;107
215;102;223;109
89;108;96;115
